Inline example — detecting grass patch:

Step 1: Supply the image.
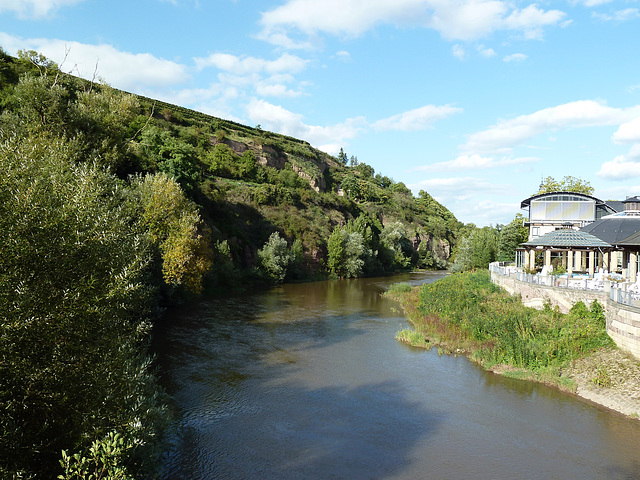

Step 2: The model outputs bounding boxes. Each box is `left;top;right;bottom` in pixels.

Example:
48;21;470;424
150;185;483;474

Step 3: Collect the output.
395;329;431;349
387;282;413;294
386;270;614;389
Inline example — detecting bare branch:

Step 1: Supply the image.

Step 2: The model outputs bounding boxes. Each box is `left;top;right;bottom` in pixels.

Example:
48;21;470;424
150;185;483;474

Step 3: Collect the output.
130;102;156;142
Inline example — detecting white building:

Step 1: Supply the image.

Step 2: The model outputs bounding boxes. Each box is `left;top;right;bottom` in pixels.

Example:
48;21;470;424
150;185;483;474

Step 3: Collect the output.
520;192;617;241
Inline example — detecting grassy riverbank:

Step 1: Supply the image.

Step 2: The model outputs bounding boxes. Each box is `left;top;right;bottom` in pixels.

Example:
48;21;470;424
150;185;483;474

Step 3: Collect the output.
386;271;616;391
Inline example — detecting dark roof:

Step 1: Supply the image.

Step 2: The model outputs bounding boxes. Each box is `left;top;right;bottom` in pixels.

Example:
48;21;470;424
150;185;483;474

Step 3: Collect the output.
580;216;640;245
605;200;625;213
617;230;640;246
622;196;640;203
521;229;611;248
520;191;608;209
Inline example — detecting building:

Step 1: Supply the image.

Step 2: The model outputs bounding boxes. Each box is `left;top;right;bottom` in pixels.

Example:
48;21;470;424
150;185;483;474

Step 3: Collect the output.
520;191;617;241
517;195;640;282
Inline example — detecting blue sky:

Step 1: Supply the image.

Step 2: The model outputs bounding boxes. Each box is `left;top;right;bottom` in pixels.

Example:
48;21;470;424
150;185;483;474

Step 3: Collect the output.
2;0;640;226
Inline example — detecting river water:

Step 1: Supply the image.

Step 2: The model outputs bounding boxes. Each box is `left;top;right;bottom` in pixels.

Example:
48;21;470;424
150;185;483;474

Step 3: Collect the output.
154;272;640;479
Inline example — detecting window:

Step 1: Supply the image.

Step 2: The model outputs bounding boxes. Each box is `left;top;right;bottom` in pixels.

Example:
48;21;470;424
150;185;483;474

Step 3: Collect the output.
530;196;595;222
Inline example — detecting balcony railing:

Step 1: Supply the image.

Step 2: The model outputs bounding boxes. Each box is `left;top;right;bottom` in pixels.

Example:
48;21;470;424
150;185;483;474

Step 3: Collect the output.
489;262;640;309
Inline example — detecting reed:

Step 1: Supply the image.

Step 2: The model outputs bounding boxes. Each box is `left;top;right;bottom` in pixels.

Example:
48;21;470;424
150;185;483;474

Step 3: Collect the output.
388;271;615;387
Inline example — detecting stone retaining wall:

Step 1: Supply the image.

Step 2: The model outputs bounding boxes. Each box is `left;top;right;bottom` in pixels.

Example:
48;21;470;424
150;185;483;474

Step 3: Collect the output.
490;271;640;360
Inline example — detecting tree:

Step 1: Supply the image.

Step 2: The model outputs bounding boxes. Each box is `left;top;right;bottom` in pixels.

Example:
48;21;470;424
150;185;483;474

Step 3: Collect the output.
326;227;368;278
537;176;594;195
355;162;375;178
451;237;473;272
498;214;528;262
131;173;213;294
337;147;348;165
257;232;298;283
470;226;499;268
451;226;499;272
0;133;165;478
380;222;412;270
138;127;199;191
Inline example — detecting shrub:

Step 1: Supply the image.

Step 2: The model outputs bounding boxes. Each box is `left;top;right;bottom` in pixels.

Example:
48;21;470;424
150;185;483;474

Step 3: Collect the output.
257;232;297;283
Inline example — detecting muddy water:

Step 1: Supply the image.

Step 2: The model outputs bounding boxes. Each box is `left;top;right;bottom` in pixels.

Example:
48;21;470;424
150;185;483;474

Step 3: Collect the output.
154;272;640;479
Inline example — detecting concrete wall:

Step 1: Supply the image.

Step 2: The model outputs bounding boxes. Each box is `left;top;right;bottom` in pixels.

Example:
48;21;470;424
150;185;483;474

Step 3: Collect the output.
490;271;640;360
607;304;640;359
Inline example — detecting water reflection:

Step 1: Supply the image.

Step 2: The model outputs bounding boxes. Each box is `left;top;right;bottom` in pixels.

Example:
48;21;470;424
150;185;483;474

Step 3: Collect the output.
154;272;640;480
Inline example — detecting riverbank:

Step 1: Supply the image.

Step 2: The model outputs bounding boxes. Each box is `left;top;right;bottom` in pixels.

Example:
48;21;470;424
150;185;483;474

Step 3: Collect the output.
387;273;640;420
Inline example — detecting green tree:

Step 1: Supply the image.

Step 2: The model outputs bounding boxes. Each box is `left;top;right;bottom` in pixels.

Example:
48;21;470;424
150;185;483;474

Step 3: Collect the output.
498;214;528;262
380;222;412;270
0;133;165;479
340;174;361;200
138;127;199;191
470;226;499;268
327;228;347;276
131;173;213;295
355;162;375;178
451;236;473;272
326;227;368;278
337;147;348;165
451;226;499;272
537;175;594;195
257;232;298;283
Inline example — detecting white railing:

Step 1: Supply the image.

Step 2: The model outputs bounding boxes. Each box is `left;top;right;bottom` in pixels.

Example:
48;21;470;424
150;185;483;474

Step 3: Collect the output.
489;262;640;309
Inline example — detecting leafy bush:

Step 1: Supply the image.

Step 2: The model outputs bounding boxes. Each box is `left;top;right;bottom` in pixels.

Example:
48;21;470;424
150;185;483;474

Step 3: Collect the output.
412;271;614;371
0;133;167;478
257;232;299;283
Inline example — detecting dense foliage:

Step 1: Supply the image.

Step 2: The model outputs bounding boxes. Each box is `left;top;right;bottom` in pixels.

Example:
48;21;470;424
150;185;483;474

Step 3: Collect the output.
536;175;594;195
395;271;613;377
0;51;209;479
451;214;528;272
0;47;465;478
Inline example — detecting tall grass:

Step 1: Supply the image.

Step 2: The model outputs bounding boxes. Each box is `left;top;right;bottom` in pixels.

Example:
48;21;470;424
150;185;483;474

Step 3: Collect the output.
392;270;614;377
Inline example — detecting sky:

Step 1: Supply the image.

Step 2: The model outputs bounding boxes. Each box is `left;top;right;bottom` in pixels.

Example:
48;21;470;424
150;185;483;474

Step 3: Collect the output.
2;0;640;226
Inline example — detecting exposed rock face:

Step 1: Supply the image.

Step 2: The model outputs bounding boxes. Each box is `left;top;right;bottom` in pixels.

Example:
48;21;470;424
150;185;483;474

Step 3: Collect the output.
211;137;249;154
211;136;330;192
254;144;287;170
291;163;326;193
413;232;451;261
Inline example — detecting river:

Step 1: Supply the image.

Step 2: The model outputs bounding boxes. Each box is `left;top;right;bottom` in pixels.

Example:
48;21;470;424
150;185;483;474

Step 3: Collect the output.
153;272;640;479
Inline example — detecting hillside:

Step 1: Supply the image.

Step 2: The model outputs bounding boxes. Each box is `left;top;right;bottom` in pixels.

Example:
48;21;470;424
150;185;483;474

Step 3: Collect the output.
0;48;463;287
131;87;462;284
0;48;466;479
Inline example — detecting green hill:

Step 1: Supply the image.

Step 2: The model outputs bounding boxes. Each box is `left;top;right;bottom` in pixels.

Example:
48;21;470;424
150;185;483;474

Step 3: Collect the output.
1;49;462;286
0;47;466;479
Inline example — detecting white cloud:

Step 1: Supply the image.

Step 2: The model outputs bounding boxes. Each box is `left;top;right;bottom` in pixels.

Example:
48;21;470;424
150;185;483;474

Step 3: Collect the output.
503;53;527;62
416;154;538;171
502;4;566;39
613;116;640;144
373;104;462;132
335;50;351;62
407;176;517;225
192;52;309;99
462;100;640;155
572;0;614;6
0;34;189;90
408;176;520;225
257;0;567;47
592;8;640;22
452;44;466;60
255;81;303;98
410;175;498;192
477;45;496;57
0;0;82;18
246;98;366;148
194;52;308;75
597;155;640;180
